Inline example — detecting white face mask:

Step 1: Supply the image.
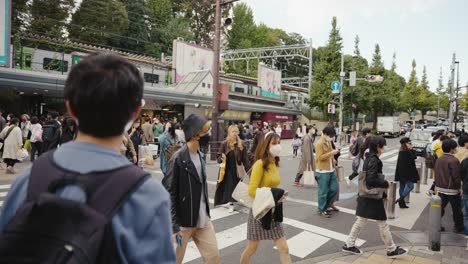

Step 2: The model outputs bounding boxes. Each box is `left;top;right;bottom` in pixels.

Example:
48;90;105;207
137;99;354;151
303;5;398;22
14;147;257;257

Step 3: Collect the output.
269;144;282;157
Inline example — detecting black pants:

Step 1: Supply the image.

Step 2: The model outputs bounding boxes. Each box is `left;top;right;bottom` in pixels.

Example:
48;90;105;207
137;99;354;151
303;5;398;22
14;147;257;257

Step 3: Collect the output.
439;193;464;231
31;141;42;161
4;158;19;168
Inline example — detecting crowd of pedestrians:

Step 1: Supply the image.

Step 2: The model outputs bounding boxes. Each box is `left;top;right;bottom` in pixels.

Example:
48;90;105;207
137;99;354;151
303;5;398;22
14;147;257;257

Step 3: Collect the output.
1;53;467;263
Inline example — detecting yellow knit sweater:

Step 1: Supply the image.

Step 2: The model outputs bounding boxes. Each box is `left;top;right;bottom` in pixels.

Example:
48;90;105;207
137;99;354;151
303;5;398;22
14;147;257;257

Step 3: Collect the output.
248;159;280;198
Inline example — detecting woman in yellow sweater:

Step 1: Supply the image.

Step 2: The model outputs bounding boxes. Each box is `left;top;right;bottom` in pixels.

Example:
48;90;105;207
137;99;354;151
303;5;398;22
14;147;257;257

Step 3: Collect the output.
241;131;291;264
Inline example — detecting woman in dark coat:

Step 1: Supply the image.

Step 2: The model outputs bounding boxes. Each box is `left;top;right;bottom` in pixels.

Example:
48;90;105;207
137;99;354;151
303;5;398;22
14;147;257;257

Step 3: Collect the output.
59;118;77;145
395;137;419;209
343;136;407;257
128;119;146;165
215;125;251;212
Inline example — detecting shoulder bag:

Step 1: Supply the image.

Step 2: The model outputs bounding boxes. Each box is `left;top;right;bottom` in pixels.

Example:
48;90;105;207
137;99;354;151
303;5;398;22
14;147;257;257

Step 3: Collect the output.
358;171;387;199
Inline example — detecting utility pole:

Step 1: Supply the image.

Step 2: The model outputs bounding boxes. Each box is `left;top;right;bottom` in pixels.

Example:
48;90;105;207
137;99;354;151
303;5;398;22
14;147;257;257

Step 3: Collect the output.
448;53;456;132
211;0;238;159
454;61;460;131
339;52;345;142
308;39;313;96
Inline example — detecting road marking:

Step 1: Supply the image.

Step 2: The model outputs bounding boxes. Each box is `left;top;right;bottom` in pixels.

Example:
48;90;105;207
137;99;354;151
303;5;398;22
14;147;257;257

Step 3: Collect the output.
0;184;11;189
287;197;356;215
383;155;399;163
283;218;366;246
379;149;400;159
210;206;239;220
0;192;7;198
183;223;248;263
285;231;330;258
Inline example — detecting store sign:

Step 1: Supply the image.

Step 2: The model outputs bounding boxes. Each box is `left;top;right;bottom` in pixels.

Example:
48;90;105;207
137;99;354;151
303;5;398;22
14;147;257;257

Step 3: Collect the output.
172;40;214;83
0;0;11;67
275;115;289;120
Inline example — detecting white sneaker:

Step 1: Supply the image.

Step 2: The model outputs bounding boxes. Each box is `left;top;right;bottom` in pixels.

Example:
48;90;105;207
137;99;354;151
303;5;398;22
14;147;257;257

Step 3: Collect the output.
346;177;351;187
228;204;235;213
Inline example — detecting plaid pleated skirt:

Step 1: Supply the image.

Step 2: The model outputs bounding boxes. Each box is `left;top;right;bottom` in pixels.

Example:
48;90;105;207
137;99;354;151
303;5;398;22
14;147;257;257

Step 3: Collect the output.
247;210;284;241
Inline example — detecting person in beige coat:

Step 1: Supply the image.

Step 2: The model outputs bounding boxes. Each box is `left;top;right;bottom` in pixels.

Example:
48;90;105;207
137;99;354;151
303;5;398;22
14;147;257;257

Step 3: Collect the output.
0;118;23;174
141;117;154;143
294;126;315;186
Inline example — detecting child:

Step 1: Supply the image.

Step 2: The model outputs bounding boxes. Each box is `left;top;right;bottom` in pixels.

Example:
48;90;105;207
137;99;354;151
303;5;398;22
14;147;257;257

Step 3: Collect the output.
292;134;302;158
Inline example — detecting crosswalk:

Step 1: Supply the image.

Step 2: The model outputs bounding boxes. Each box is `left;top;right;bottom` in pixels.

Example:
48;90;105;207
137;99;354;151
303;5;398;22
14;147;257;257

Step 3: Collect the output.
183;200;366;264
337;145;401;163
0;184;11;208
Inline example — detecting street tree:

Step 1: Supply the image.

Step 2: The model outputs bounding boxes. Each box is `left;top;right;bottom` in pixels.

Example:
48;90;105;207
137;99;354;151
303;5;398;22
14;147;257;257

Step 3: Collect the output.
436;67;450;116
228;3;256;50
120;0;148;53
29;0;75;37
400;59;419;114
69;0;128;48
309;17;343;116
12;0;29;33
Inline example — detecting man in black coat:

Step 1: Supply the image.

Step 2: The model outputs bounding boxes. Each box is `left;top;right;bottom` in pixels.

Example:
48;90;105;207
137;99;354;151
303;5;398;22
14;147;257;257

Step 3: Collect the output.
162;114;220;264
394;137;419;209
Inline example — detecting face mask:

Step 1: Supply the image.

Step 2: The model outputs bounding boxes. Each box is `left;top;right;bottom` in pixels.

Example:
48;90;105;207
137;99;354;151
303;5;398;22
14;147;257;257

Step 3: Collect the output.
200;134;210;141
124;120;133;133
269;144;282;157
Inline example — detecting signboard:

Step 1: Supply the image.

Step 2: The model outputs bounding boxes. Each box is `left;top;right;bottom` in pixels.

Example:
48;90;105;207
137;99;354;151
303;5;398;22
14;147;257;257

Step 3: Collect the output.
0;0;11;67
172;40;214;83
331;81;341;94
349;71;356;87
258;64;281;99
328;103;336;114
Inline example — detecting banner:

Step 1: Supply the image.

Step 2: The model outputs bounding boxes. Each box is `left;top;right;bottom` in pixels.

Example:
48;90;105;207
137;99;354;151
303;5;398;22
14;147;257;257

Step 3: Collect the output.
172;40;214;83
0;0;11;67
258;64;281;99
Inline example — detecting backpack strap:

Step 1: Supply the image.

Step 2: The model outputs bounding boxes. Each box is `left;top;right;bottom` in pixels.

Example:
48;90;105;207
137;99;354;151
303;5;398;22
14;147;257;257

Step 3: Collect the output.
27;151;150;219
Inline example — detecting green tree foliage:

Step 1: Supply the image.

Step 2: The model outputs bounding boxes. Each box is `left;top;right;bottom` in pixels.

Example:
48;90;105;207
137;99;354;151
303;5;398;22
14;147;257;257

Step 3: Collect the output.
309;17;343;113
228;3;256;50
12;0;29;33
120;0;148;53
69;0;128;47
400;59;419;113
417;65;436;119
436;67;449;114
29;0;75;36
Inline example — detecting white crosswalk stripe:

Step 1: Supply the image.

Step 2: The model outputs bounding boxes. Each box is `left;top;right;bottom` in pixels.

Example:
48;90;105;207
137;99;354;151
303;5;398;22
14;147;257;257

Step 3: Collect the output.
183;204;366;263
338;146;401;163
0;184;11;208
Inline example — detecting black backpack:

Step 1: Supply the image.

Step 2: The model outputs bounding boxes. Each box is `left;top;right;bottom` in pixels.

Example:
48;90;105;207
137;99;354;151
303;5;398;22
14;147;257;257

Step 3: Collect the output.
42;121;60;148
0;151;150;263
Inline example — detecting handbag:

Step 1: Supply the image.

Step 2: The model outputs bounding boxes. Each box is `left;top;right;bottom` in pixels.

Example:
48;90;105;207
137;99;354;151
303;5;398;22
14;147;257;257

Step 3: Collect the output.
17;148;29;162
236;163;248;179
232;180;254;208
303;164;316;187
358;171;387;199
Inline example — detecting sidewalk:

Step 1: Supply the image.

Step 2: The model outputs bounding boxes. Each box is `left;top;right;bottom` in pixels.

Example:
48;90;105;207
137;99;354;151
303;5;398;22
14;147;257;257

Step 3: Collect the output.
295;244;468;264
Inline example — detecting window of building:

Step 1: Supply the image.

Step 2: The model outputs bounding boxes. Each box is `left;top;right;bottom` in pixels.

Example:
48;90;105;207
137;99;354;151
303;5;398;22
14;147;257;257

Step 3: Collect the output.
207;84;211;89
43;58;69;72
25;54;32;68
235;87;245;93
202;83;206;88
144;73;160;84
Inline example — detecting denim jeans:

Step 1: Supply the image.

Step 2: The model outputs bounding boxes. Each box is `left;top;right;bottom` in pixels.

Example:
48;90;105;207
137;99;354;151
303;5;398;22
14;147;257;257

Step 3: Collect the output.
399;181;414;199
463;195;468;235
316;171;338;213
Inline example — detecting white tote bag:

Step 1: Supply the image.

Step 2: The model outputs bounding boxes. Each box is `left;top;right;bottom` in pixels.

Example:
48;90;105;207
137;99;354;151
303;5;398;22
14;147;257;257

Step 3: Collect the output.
232;180;254;208
303;165;316;187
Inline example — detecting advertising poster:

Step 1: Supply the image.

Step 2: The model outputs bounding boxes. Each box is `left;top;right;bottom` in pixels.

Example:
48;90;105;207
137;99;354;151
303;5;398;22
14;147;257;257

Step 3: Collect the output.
258;64;281;99
172;40;214;83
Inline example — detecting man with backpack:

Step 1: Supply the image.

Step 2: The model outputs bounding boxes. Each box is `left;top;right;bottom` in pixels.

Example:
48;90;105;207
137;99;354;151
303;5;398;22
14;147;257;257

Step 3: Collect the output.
163;114;220;264
347;128;372;185
0;53;175;263
41;111;62;153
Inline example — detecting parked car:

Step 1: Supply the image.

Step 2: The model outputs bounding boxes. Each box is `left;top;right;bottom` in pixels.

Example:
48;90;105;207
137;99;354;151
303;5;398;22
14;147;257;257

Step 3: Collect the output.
400;124;411;135
409;130;433;157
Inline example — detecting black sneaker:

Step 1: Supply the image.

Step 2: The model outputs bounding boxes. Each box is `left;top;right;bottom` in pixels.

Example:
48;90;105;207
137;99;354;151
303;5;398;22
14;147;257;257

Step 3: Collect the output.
387;246;408;258
342;245;363;255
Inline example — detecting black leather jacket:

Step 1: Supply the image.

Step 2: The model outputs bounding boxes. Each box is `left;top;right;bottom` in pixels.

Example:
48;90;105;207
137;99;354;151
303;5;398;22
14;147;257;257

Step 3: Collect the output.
162;145;210;233
363;153;389;189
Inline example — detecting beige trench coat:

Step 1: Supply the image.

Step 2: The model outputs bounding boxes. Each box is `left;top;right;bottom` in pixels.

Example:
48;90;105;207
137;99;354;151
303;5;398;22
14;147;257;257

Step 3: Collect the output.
1;125;23;160
297;133;315;175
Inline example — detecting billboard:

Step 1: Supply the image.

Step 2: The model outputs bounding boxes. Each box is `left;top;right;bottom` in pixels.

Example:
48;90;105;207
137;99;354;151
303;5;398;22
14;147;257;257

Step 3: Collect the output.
172;40;214;83
258;64;281;99
0;0;11;67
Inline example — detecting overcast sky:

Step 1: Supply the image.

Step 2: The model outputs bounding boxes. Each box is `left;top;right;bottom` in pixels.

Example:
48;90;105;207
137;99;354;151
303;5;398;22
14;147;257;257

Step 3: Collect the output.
242;0;467;91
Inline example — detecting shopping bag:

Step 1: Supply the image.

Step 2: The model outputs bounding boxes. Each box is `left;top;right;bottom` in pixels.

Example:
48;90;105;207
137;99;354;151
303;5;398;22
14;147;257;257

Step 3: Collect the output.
24;140;32;153
17;148;29;162
232;180;254;208
303;165;316;187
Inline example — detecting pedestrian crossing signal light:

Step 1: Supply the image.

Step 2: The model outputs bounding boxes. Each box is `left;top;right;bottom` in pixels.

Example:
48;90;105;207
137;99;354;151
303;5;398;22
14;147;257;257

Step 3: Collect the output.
365;75;384;83
328;103;335;114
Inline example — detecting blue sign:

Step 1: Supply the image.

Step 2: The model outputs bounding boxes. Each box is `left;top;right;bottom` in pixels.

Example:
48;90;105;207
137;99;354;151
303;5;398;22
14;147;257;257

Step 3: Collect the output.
331;81;341;94
410;112;415;117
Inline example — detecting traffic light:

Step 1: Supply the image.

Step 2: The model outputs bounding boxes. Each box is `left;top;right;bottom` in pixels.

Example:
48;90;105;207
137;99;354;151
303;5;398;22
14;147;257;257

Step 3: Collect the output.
365;75;384;83
327;103;335;114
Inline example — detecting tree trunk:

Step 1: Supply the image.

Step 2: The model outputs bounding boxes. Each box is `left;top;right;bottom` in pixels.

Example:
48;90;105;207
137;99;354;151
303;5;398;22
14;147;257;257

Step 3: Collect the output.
373;110;378;130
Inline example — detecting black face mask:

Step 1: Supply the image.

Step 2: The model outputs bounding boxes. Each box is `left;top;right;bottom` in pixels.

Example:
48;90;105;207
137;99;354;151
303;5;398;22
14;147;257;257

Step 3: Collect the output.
200;134;210;142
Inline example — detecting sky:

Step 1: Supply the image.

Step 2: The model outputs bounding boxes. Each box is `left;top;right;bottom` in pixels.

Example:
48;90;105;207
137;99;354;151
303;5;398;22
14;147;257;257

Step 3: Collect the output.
242;0;467;92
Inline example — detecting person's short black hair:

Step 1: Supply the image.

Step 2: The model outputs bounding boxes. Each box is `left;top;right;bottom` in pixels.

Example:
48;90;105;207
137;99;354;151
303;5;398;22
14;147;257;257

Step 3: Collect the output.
458;134;468;147
369;136;386;153
442;139;458;153
31;116;39;124
9;117;19;125
64;53;143;138
144;116;150;122
48;111;59;119
306;126;312;134
362;128;371;136
322;126;335;136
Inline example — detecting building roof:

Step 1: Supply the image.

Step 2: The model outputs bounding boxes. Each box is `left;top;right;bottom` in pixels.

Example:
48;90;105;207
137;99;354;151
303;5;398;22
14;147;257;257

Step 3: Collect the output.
18;32;171;69
174;70;212;95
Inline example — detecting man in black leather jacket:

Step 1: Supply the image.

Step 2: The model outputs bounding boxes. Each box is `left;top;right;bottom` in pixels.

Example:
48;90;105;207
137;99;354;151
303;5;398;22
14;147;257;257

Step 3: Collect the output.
162;114;220;264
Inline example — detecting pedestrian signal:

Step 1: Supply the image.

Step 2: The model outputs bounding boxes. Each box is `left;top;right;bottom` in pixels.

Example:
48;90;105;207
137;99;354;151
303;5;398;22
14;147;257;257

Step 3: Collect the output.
365;75;384;83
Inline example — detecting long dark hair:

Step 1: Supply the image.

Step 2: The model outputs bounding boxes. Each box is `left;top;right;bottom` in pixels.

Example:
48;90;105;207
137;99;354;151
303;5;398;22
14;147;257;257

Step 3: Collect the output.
167;122;176;138
400;143;409;152
254;132;280;171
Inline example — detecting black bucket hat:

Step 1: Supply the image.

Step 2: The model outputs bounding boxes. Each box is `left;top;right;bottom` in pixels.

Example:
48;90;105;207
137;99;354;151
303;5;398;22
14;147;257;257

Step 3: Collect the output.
400;137;411;144
182;114;211;141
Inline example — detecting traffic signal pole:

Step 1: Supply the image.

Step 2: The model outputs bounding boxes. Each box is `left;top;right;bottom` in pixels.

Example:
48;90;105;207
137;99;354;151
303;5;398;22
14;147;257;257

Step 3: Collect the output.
339;53;345;142
448;54;456;132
